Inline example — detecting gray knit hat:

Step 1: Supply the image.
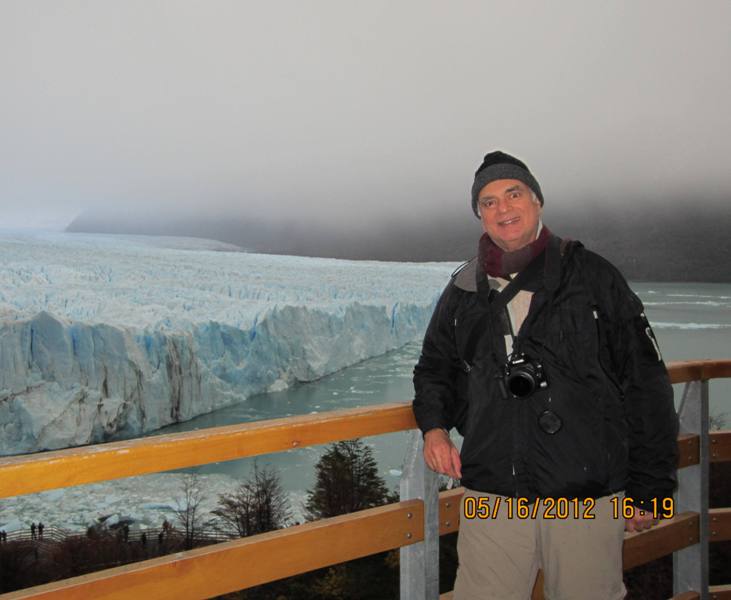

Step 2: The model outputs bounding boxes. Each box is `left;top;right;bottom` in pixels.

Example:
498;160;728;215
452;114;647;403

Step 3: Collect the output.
471;151;544;217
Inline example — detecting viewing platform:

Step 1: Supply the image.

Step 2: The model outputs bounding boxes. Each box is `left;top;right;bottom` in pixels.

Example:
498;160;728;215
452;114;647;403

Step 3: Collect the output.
0;359;729;600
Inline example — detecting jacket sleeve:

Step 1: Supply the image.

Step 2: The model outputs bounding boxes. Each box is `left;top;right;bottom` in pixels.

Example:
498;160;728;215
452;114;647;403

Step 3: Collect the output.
412;281;462;435
597;256;679;508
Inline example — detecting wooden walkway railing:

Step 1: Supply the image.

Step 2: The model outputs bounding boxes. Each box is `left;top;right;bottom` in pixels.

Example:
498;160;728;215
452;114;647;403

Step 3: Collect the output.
0;359;729;600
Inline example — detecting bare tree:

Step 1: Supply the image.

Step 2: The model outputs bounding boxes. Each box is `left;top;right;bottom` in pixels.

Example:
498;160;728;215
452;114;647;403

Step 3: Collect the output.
173;473;210;549
213;462;291;537
710;412;728;431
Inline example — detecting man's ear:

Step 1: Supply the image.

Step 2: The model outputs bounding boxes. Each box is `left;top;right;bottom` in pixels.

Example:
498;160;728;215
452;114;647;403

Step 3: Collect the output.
532;194;543;215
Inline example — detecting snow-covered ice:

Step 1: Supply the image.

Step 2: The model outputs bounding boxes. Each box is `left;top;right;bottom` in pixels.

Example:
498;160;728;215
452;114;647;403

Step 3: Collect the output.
0;471;308;533
0;231;457;455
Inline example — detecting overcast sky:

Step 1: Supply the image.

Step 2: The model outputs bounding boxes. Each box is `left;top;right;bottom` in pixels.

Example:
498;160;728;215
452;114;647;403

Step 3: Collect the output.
1;1;730;230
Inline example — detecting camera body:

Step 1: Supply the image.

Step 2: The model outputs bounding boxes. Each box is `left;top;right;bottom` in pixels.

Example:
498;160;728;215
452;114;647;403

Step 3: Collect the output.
502;352;548;398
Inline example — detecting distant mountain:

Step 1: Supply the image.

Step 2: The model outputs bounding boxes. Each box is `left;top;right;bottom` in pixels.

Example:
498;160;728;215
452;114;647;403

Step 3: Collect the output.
67;203;731;282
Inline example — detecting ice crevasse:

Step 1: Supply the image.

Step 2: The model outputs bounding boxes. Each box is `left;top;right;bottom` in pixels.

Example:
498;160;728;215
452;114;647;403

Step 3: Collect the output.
0;232;457;455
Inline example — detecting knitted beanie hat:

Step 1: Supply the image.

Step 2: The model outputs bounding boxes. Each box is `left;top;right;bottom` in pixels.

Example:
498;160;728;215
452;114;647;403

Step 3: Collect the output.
471;151;544;217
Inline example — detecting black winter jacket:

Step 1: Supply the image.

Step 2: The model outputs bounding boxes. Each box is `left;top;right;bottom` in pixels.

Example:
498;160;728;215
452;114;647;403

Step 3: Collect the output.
413;237;678;506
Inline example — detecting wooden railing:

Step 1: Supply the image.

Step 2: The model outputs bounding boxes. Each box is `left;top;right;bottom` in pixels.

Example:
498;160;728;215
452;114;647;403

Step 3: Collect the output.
0;359;729;600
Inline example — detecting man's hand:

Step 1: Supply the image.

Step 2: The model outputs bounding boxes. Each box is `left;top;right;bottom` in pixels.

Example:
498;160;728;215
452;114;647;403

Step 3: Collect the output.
625;509;658;532
423;428;462;479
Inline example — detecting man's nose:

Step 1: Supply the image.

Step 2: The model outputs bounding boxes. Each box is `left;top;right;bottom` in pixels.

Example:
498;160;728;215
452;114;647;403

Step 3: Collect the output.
496;196;510;212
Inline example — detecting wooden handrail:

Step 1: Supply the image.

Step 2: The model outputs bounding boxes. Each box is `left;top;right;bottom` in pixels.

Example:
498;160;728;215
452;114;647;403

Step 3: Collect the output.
1;500;423;600
709;584;731;599
677;433;700;468
666;359;731;384
2;428;729;502
711;430;731;462
709;507;731;542
1;359;728;500
0;358;729;599
0;403;416;498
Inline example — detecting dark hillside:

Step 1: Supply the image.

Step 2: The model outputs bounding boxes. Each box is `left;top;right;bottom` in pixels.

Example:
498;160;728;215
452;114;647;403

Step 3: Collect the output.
67;203;731;282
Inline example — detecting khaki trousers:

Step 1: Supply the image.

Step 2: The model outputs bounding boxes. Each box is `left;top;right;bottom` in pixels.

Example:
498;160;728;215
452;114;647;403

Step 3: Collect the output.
453;489;626;600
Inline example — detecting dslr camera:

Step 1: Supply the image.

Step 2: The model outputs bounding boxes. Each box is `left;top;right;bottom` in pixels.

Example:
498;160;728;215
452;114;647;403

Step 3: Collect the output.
502;352;548;398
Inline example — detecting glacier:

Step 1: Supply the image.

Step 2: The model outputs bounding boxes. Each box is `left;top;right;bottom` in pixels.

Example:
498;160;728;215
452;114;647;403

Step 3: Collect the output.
0;231;457;455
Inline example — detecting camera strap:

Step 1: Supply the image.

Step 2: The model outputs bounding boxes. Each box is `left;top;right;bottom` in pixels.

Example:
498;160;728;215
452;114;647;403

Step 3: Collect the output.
462;236;564;369
463;241;560;367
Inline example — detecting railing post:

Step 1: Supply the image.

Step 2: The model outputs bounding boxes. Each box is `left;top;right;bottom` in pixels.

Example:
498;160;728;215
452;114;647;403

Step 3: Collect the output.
400;430;440;600
673;379;710;599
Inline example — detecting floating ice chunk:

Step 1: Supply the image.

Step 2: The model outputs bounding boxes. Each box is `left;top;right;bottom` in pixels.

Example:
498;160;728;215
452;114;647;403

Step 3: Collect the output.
140;503;174;510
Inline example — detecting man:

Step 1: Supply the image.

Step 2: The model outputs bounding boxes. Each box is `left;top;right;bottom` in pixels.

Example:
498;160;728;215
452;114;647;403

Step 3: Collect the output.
413;151;678;600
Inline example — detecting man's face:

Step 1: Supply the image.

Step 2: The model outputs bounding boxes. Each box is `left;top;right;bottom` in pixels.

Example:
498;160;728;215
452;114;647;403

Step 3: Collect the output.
477;179;543;252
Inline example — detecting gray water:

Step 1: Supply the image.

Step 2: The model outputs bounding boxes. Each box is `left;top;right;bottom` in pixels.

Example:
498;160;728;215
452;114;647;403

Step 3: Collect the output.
165;281;731;494
161;343;420;494
635;281;731;425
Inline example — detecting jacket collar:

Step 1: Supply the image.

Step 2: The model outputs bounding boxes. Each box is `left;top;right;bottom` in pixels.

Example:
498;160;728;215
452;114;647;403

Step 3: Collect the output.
452;231;563;293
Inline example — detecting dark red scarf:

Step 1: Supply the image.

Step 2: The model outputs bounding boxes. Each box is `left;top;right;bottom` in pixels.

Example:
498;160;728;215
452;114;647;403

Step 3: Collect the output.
479;225;552;278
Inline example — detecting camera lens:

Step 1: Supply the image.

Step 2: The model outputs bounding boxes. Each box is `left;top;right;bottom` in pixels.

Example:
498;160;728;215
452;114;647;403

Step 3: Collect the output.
503;353;547;399
507;371;535;398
